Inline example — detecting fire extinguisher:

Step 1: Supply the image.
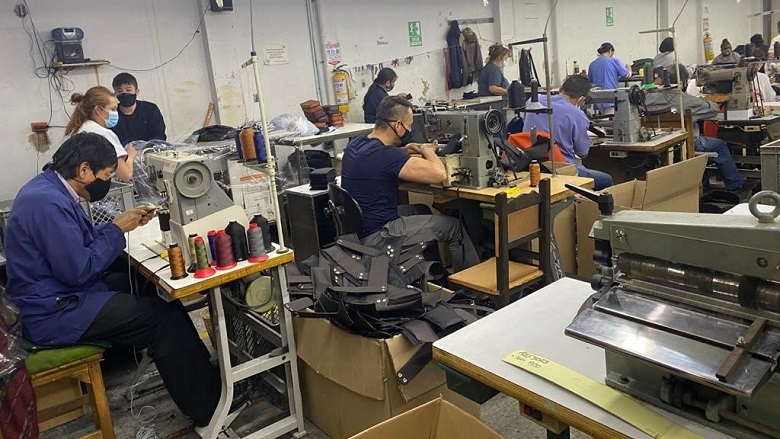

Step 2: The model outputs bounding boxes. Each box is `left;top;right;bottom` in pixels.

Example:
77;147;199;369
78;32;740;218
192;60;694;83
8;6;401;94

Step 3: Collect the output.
703;32;715;62
332;64;351;114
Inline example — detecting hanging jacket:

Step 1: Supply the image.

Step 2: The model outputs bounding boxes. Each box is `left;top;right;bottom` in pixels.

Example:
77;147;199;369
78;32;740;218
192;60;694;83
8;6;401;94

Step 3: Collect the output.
461;28;483;85
446;21;467;89
5;170;125;345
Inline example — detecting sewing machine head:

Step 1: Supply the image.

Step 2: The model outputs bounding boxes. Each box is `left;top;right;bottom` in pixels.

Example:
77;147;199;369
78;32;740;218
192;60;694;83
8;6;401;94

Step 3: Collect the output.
587;87;650;143
566;191;780;439
144;151;234;225
414;108;506;189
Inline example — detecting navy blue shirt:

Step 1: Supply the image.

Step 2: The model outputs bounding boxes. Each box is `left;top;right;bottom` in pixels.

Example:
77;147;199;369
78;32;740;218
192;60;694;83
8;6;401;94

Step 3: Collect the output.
111;101;167;146
362;86;389;123
478;62;509;96
341;136;411;234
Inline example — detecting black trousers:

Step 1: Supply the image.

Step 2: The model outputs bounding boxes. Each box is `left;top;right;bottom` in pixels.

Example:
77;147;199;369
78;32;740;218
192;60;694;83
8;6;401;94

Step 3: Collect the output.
80;272;221;426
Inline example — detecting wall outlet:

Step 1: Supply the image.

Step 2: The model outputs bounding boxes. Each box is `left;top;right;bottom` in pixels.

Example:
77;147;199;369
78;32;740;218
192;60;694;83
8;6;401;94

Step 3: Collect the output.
31;122;48;133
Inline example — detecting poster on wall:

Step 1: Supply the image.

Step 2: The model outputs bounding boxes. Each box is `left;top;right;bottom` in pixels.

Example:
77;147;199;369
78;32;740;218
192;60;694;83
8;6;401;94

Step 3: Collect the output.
263;44;289;65
326;42;342;65
408;21;423;47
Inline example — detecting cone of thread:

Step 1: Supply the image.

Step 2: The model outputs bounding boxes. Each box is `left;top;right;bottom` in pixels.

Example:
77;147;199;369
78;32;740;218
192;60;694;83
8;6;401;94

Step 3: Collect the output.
225;221;249;261
247;222;268;263
194;237;216;278
240;127;257;161
214;230;237;270
529;161;541;187
251;214;275;252
168;243;188;280
187;234;198;273
207;230;217;266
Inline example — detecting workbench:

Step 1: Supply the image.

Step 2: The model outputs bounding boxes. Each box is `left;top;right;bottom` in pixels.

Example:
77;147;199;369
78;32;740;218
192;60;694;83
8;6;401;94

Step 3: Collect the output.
715;113;780;180
432;277;733;439
584;130;688;184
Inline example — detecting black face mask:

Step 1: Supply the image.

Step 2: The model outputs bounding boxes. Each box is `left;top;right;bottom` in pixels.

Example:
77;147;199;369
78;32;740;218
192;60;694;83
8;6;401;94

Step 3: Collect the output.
117;93;137;108
382;119;414;146
84;177;111;202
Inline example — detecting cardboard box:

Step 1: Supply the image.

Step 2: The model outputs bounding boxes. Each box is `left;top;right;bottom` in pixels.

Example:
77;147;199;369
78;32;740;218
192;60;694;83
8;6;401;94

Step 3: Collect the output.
576;155;707;278
294;317;479;439
349;396;501;439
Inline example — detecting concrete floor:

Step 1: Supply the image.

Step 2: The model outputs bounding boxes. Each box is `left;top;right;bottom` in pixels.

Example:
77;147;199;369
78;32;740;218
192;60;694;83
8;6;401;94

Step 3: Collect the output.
40;310;593;439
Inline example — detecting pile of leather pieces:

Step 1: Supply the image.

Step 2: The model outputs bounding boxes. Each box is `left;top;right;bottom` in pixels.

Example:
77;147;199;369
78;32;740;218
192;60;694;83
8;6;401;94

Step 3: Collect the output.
300;100;344;130
323;105;344;127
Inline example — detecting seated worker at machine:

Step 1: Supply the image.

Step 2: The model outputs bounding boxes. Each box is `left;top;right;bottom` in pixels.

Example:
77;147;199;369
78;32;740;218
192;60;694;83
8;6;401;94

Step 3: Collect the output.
588;42;631;114
478;44;510;97
653;37;676;69
111;72;167;146
743;48;776;104
522;75;614;190
65;86;136;182
644;67;750;192
342;96;479;271
363;68;410;124
4;133;222;428
712;39;741;65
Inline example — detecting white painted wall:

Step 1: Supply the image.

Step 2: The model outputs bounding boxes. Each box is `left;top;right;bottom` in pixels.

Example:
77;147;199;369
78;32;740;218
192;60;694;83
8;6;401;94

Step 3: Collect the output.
1;0;212;200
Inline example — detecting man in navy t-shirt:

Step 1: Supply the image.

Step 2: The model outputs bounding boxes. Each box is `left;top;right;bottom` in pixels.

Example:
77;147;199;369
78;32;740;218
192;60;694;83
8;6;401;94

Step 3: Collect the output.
111;72;167;146
341;96;479;271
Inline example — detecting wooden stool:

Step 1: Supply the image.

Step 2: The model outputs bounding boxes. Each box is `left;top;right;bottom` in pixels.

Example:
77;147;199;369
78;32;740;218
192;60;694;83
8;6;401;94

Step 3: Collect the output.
25;344;114;439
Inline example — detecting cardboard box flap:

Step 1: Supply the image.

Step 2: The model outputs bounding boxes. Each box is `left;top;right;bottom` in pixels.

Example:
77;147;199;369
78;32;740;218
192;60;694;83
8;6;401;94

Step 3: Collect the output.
386;336;447;402
640;155;707;208
294;317;387;400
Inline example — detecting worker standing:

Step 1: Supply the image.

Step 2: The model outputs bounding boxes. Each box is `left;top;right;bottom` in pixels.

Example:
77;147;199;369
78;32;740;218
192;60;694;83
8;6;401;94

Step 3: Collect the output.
478;44;511;97
587;42;630;113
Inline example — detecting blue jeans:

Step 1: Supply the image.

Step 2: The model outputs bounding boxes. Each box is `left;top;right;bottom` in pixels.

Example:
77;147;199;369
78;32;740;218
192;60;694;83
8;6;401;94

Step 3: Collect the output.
577;165;614;190
695;137;744;190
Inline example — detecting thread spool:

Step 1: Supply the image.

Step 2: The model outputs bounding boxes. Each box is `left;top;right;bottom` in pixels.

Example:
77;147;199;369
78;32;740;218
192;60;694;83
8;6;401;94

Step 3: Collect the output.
159;210;172;245
214;230;237;270
234;131;244;161
168;243;188;280
187;234;198;273
529;161;541;187
225;221;248;261
240;127;257;162
247;223;268;263
251;214;275;252
207;230;217;266
253;130;267;163
194;237;216;278
662;68;670;87
643;61;653;85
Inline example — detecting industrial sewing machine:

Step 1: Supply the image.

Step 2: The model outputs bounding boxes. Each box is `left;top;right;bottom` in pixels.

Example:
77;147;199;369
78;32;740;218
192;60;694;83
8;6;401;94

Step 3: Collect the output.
696;65;756;119
413;108;508;188
145;151;234;225
565;187;780;439
587;87;653;143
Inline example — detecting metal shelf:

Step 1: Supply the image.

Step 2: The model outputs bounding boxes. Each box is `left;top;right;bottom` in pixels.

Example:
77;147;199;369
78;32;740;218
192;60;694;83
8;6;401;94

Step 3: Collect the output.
52;60;110;69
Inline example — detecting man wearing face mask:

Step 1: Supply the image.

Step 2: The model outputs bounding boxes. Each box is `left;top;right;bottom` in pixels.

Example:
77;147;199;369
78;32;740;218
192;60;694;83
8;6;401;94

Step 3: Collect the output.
341;96;479;271
5;132;222;428
110;73;167;146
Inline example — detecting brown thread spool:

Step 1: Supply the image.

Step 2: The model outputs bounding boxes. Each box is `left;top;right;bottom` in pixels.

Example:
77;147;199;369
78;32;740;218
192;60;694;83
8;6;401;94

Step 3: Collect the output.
168;243;188;280
240;127;257;162
187;234;198;273
215;230;237;270
194;236;216;278
529;161;541;187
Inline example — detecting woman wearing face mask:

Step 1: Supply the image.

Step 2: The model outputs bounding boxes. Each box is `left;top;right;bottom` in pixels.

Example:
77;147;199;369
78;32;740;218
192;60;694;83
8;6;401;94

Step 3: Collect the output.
363;68;406;123
478;44;510;97
65;86;136;182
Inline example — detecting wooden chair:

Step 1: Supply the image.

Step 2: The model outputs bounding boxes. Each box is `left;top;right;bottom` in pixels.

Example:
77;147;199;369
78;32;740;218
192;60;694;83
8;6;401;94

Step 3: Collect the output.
25;343;114;439
448;178;552;307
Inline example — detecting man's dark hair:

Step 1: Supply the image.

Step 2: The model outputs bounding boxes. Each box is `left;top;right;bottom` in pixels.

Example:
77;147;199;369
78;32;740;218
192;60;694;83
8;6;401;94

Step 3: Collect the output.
559;75;592;99
112;72;138;90
375;96;413;128
50;133;117;179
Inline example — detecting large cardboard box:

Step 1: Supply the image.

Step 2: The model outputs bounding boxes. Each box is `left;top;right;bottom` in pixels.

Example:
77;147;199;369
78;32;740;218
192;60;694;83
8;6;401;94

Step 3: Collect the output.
294;317;479;439
576;155;707;278
348;397;502;439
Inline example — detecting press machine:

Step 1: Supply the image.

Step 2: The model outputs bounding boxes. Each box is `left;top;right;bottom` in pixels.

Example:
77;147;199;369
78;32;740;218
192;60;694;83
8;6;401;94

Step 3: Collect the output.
566;187;780;439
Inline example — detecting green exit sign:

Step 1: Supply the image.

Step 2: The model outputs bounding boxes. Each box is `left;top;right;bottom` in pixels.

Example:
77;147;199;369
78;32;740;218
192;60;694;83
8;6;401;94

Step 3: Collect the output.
606;7;614;27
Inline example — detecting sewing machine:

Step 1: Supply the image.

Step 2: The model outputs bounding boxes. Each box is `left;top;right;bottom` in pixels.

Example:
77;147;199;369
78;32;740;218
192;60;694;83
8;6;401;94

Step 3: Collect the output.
145;151;234;225
587;88;651;143
565;189;780;439
414;109;506;188
696;65;755;119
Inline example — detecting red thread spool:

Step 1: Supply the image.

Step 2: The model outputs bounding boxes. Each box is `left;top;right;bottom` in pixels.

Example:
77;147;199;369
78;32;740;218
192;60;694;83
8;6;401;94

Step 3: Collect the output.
214;230;237;270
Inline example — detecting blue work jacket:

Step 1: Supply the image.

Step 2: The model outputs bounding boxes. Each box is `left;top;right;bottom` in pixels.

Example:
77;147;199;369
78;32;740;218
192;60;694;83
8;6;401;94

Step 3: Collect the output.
5;170;126;345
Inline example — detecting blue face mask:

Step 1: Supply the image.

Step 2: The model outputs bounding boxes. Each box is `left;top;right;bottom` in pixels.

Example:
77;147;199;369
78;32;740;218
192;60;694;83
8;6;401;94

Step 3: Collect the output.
104;109;119;128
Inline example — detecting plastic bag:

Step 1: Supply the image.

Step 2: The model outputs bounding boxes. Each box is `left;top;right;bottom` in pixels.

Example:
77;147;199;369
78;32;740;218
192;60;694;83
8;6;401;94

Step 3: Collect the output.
270;114;318;136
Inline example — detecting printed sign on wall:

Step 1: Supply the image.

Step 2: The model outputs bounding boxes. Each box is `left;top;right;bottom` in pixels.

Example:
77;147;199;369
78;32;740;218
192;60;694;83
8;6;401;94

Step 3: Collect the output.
326;42;342;66
408;21;423;47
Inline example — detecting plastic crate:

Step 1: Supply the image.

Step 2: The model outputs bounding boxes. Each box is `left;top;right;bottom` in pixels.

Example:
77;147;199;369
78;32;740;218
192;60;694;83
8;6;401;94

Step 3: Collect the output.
760;141;780;193
81;181;135;225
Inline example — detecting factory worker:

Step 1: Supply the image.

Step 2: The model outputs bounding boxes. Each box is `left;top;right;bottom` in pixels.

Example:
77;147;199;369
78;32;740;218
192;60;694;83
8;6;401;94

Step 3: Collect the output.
4;133;221;427
110;72;167;146
478;44;510;97
65;86;136;182
364;68;401;124
588;42;631;113
654;37;675;69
